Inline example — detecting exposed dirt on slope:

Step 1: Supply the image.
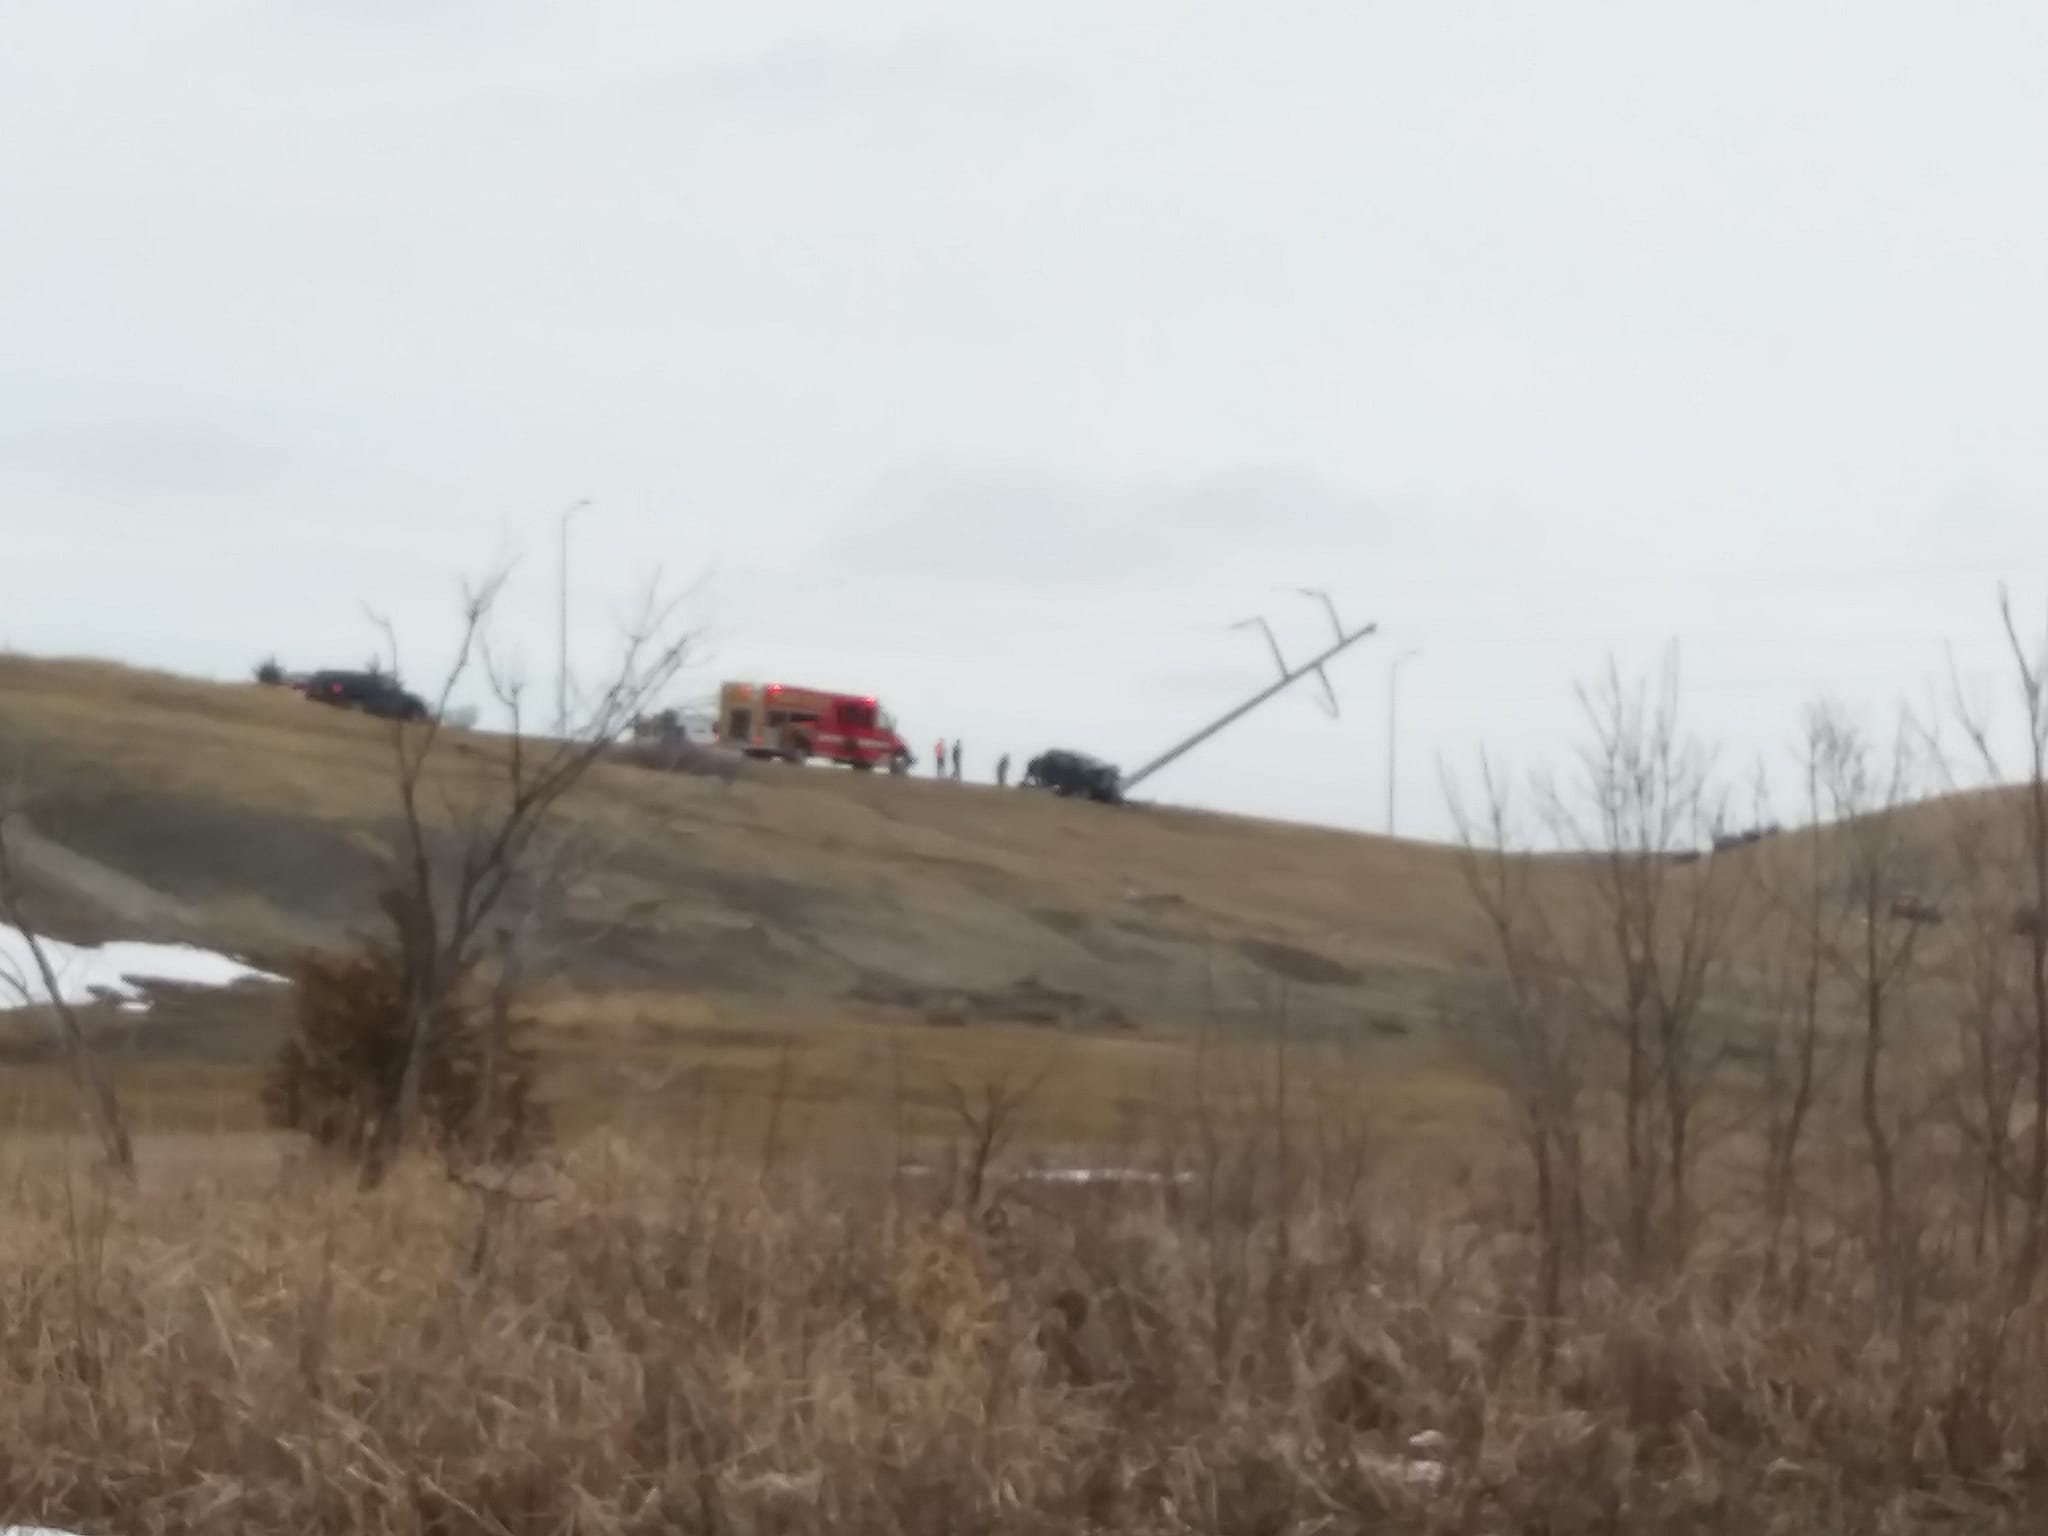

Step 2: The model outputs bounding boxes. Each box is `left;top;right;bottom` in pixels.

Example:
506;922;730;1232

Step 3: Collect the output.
0;656;1482;1060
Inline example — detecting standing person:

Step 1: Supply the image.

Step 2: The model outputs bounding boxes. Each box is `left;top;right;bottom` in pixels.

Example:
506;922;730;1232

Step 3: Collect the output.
952;740;964;781
934;739;947;778
996;752;1010;788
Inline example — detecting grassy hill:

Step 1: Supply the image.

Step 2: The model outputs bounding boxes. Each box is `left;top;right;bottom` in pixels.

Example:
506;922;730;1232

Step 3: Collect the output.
0;655;1497;1142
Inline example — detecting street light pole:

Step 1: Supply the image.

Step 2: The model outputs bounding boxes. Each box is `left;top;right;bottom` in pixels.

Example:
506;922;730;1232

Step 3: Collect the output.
1386;647;1420;837
1121;615;1378;796
557;498;590;737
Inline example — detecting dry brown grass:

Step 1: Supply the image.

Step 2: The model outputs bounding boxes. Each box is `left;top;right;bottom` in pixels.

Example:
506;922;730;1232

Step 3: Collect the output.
2;1003;1494;1156
0;1123;2039;1535
16;658;2048;1531
0;654;1490;1025
527;990;1493;1148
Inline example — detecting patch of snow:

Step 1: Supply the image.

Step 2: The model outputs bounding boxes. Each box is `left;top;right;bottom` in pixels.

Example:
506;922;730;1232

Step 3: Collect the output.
1350;1432;1452;1494
3;1527;89;1535
1402;1458;1447;1490
0;924;283;1015
1356;1448;1447;1490
1022;1166;1195;1187
896;1162;1199;1189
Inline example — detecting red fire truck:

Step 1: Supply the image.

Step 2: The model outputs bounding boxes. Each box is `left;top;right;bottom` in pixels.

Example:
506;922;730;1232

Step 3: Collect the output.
715;681;912;772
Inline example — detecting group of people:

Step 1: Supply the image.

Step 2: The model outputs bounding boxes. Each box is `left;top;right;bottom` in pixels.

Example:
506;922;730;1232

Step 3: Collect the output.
931;740;1014;787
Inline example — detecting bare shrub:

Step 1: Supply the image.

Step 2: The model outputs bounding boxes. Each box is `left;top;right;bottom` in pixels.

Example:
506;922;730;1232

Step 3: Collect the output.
942;1063;1050;1210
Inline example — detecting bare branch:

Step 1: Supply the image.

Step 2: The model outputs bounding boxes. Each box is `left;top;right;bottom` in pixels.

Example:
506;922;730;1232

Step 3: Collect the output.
356;557;698;1187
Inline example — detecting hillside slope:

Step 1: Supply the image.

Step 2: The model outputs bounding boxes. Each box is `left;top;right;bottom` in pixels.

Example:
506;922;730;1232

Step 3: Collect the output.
0;657;1481;1047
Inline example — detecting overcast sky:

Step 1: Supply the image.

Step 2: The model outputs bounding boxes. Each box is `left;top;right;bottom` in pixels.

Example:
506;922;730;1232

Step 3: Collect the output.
5;0;2048;838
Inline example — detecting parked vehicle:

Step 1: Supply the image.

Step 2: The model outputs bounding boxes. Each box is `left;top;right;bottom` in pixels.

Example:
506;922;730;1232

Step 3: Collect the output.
1021;749;1124;804
714;681;911;772
302;669;430;721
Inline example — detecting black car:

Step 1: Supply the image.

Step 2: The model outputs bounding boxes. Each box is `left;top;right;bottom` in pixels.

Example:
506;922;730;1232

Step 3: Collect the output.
1021;748;1123;804
302;669;430;722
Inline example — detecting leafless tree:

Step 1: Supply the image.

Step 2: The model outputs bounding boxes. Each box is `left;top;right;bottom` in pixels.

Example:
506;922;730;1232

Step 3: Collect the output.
1446;751;1584;1376
1946;587;2048;1296
1533;655;1737;1273
1746;714;1853;1275
1931;780;2024;1265
463;812;626;1171
1810;705;1935;1313
0;780;135;1177
357;567;695;1188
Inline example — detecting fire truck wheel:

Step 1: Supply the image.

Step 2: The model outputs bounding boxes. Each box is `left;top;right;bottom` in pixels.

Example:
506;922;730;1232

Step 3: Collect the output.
851;759;874;772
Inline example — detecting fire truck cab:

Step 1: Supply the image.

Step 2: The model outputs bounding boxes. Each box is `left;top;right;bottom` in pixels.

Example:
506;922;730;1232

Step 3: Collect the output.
715;681;911;772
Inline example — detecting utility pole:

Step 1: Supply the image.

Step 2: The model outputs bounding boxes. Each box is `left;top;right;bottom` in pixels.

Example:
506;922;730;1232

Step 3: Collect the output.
557;498;590;737
1386;647;1419;836
1121;594;1377;796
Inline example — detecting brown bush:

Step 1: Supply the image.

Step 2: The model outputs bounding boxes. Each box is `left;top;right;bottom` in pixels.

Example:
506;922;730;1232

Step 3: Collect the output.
263;885;546;1165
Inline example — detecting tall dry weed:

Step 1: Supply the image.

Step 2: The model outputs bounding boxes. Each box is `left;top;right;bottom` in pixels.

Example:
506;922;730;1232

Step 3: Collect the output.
0;1134;2038;1534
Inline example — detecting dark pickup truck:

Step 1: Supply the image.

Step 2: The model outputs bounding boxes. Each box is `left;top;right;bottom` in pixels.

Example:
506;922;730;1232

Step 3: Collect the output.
1021;748;1124;804
301;669;430;722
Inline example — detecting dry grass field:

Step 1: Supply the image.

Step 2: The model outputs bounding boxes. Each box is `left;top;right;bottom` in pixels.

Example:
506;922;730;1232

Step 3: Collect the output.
8;654;2048;1531
0;655;1480;966
0;1129;2036;1536
0;654;1504;1140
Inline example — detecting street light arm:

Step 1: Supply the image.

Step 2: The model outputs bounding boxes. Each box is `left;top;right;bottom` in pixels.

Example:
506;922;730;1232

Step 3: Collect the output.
1229;616;1290;679
1313;664;1338;717
1296;587;1345;646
